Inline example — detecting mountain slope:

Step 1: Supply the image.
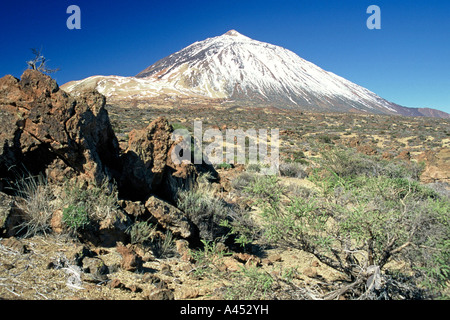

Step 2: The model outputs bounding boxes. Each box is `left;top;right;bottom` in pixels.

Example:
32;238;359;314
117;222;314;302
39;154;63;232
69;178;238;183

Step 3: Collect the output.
135;30;400;114
62;30;449;118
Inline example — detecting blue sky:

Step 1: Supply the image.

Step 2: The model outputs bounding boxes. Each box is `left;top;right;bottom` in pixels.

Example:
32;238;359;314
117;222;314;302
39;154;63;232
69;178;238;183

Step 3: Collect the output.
1;0;449;113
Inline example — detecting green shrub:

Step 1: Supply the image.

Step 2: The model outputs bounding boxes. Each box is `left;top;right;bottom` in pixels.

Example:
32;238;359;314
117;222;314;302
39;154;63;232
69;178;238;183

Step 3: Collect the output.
152;230;176;258
171;122;190;131
216;162;233;170
189;239;230;277
317;134;333;144
178;174;259;248
256;157;449;298
126;221;157;245
9;173;121;237
126;221;175;258
406;199;450;296
219;207;260;249
60;178;119;224
62;204;90;231
310;147;425;194
245;163;262;172
224;267;275;299
245;162;274;173
285;150;308;164
243;175;281;204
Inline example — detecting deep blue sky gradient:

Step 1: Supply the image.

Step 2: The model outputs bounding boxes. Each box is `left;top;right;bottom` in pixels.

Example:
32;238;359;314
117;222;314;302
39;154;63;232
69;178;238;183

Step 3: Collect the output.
1;0;449;113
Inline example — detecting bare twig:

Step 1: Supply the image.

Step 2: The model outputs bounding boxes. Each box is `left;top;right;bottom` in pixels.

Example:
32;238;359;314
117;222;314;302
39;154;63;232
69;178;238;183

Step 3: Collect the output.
322;277;364;300
33;287;49;300
4;286;21;297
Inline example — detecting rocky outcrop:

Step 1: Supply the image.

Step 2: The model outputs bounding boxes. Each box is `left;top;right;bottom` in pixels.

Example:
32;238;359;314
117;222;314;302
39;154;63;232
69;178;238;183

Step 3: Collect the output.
0;70;215;247
86;209;132;247
0;70;232;252
120;116;197;202
120;117;173;200
0;69;120;188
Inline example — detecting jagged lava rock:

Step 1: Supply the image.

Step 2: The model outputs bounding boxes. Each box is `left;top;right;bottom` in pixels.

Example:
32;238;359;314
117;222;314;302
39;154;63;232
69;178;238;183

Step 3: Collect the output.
145;195;194;239
0;69;120;187
120;116;197;202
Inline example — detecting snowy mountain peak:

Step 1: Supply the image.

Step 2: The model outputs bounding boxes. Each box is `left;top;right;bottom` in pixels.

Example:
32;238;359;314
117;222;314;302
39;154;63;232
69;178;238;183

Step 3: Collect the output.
133;30;402;114
223;29;249;38
61;31;450;118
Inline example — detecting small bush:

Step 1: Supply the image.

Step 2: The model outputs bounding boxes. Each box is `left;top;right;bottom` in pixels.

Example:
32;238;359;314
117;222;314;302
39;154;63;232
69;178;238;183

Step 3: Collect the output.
219;206;261;249
423;181;450;200
245;163;262;173
9;173;120;238
216;162;233;170
285;150;308;164
245;162;274;173
126;221;175;258
311;147;425;191
243;175;281;203
317;147;380;178
13;174;55;237
177;187;229;241
178;173;259;247
224;267;275;299
60;178;119;224
152;230;176;258
62;204;90;232
189;239;230;277
317;134;333;144
279;162;307;178
231;172;257;192
126;221;157;245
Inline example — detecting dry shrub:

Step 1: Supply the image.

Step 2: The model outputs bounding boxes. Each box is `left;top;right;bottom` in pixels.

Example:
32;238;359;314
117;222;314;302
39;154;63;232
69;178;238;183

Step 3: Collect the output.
13;174;56;237
279;162;307;178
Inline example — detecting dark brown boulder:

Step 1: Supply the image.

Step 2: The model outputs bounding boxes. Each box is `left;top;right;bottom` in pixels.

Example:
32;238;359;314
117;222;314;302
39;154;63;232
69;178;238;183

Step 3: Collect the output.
120;117;172;200
144;195;194;239
120;116;198;202
0;192;23;237
116;244;143;272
